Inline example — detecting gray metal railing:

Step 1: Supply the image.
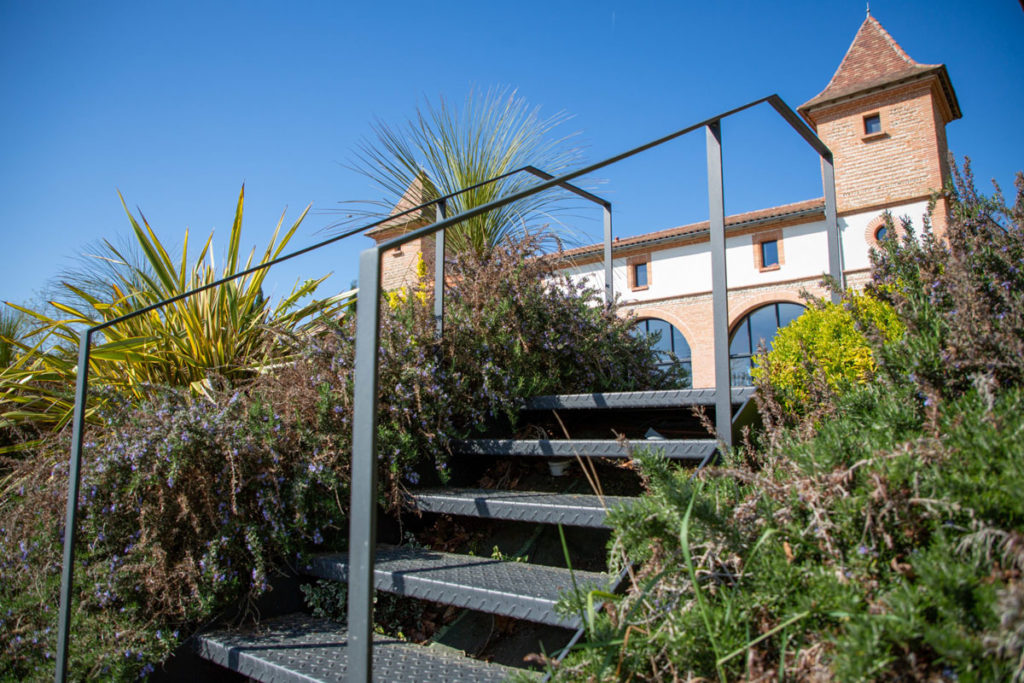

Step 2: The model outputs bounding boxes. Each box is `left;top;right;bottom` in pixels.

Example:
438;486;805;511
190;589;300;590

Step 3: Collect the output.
346;94;842;681
52;165;599;681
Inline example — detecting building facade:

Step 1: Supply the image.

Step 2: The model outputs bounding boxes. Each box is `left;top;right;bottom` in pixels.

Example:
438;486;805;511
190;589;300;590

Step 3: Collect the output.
368;13;961;389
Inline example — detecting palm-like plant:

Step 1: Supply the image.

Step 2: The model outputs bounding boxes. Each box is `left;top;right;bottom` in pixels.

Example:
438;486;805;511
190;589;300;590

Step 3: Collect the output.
0;308;24;370
346;87;583;256
0;186;353;430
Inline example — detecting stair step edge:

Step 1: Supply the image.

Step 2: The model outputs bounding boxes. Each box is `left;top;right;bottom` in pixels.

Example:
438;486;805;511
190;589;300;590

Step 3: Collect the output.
409;489;635;528
523;387;755;410
195;613;522;683
304;547;609;629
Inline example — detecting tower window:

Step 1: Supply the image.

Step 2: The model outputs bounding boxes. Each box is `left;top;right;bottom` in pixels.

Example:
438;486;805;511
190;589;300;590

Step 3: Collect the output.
863;113;882;135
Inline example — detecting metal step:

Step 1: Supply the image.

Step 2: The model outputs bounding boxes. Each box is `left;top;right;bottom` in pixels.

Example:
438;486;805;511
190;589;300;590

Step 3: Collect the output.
195;613;523;682
410;488;634;528
454;438;716;461
523;387;755;411
307;547;608;629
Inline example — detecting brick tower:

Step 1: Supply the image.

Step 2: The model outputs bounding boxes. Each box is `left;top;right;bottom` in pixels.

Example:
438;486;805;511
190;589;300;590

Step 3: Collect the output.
798;12;961;232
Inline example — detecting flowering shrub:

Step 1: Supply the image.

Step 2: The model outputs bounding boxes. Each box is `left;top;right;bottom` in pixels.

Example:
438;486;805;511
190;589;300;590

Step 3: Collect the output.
868;162;1024;404
0;382;350;680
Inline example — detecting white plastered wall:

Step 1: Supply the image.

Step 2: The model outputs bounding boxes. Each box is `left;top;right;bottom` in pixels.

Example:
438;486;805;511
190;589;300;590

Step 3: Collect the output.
559;199;934;303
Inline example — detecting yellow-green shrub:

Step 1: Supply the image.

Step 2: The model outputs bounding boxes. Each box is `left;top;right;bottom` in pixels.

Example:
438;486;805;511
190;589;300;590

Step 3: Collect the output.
752;292;903;414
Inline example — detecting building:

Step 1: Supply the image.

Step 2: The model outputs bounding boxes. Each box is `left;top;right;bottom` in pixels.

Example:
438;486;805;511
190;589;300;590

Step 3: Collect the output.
368;12;961;389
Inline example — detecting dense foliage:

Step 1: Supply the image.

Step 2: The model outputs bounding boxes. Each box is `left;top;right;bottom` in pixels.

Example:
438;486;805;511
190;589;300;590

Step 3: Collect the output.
556;165;1024;681
0;232;671;681
752;292;903;421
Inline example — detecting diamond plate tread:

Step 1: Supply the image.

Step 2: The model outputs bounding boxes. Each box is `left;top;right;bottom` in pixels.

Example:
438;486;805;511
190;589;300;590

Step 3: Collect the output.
410;488;634;528
453;438;715;461
523;387;755;411
307;547;609;630
195;613;523;682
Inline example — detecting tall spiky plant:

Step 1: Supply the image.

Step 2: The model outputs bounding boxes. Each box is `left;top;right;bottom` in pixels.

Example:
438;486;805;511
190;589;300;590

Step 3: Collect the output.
0;186;353;431
345;87;584;257
0;308;24;370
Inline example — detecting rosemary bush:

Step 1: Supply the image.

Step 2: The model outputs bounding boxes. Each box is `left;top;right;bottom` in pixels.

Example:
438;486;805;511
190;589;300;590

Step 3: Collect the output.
556;164;1024;681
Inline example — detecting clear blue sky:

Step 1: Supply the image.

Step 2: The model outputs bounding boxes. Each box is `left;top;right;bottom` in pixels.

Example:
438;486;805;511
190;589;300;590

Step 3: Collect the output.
1;1;1021;309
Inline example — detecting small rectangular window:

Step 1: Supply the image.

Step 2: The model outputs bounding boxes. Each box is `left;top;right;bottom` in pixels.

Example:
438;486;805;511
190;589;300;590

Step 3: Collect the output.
633;262;648;288
864;113;882;135
760;240;779;268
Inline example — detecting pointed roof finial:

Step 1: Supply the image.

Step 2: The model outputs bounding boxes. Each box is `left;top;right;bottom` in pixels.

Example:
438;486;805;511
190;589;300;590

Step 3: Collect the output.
866;2;871;16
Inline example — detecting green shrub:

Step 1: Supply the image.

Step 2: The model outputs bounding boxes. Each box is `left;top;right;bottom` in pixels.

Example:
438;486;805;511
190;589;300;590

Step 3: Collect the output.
555;165;1024;682
752;292;903;419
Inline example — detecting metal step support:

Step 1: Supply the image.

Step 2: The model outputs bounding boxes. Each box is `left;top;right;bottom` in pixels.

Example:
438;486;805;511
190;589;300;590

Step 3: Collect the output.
308;547;609;630
195;613;525;683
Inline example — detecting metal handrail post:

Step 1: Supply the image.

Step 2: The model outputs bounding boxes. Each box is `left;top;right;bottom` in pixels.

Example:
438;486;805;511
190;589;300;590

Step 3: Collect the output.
347;247;383;683
602;205;613;306
54;330;92;682
821;156;844;303
434;199;447;336
766;95;845;302
705;121;732;449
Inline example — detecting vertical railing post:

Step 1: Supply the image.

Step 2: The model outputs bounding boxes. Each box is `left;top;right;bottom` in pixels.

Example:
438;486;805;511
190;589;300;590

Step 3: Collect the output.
821;153;844;304
705;121;732;449
55;329;92;683
433;199;447;336
602;204;614;306
347;247;383;683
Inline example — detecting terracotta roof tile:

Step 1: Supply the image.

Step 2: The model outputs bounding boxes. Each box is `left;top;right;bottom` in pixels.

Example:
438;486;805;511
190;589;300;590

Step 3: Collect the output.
552;197;825;261
799;13;958;118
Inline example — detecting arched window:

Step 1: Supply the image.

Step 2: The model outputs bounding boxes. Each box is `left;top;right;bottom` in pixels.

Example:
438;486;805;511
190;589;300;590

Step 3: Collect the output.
631;318;692;388
729;302;805;386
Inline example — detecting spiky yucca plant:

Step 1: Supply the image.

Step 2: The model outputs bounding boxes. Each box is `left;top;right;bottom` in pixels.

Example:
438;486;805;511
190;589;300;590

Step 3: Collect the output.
0;186;352;431
346;87;583;257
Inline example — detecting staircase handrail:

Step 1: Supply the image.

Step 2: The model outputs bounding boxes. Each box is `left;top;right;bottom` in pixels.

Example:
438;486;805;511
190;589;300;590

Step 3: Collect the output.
345;93;842;682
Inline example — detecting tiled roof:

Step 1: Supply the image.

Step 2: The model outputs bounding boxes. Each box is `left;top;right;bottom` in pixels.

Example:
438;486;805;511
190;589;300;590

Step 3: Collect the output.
552;197;825;262
799;13;960;119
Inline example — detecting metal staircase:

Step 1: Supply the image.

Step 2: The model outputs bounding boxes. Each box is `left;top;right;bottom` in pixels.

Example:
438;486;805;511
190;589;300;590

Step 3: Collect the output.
192;387;756;681
53;95;840;682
